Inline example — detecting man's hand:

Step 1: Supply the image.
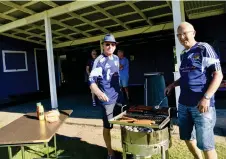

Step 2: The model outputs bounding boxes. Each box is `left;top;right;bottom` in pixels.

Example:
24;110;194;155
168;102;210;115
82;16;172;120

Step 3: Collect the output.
197;98;210;113
164;84;174;96
95;91;109;102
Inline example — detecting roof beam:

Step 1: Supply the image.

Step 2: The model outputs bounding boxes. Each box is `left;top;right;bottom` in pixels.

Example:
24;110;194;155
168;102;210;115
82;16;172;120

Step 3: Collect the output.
0;14;63;43
104;2;129;10
54;22;173;48
3;1;38;14
0;13;16;21
149;13;172;19
14;28;45;40
26;35;61;43
4;1;91;37
51;19;91;37
0;0;107;33
125;1;153;26
93;5;131;30
124;19;144;24
0;1;35;14
43;1;108;33
77;4;169;28
58;6;173;35
0;9;73;41
91;11;136;24
142;4;168;12
166;1;172;10
80;2;128;17
0;32;45;45
67;12;108;33
186;3;224;13
188;9;225;19
41;1;58;8
31;24;74;40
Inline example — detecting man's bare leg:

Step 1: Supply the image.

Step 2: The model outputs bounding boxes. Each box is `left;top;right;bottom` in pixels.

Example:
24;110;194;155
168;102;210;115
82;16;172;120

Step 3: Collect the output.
103;128;114;156
124;87;129;100
185;140;203;159
203;149;217;159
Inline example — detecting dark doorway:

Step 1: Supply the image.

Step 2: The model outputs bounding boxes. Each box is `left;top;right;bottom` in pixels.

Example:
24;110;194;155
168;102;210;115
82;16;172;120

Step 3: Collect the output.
36;49;50;92
62;52;89;94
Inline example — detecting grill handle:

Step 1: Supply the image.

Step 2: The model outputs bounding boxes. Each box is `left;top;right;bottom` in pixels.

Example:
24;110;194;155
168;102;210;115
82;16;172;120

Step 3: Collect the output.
116;103;128;113
155;96;167;109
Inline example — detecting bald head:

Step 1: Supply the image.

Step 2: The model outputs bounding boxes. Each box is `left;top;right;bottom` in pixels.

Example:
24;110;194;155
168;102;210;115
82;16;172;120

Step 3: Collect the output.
177;22;196;49
177;22;195;32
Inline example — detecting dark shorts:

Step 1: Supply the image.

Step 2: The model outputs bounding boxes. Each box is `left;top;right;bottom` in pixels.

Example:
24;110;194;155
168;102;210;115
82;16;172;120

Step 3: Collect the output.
100;103;120;129
178;103;216;151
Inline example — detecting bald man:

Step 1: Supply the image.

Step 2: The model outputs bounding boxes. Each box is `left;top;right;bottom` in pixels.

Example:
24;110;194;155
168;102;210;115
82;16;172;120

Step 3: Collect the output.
165;22;223;159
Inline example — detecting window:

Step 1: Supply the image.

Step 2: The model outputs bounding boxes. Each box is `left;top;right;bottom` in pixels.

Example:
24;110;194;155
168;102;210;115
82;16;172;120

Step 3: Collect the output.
2;50;28;72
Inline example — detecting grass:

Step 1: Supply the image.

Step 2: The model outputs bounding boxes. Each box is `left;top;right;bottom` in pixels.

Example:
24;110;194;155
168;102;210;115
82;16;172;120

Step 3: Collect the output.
151;138;226;159
0;135;225;159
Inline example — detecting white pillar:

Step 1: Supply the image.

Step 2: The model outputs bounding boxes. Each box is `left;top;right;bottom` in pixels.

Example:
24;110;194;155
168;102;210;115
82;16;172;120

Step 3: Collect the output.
100;39;103;53
172;1;185;108
44;13;58;109
57;52;62;87
34;48;39;91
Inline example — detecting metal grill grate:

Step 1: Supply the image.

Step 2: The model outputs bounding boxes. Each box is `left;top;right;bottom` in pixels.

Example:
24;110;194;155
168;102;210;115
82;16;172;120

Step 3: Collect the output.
123;114;166;124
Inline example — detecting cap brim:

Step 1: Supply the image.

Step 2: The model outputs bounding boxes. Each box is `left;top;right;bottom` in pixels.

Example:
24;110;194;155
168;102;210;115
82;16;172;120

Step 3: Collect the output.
102;41;119;44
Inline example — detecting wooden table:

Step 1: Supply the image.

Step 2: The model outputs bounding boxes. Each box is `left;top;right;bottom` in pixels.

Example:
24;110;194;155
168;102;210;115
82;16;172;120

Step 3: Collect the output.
0;110;73;159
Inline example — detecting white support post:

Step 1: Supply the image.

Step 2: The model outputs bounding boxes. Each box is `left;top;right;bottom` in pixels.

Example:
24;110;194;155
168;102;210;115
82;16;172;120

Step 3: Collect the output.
57;52;62;87
100;39;103;53
44;13;58;109
34;48;39;91
172;1;185;109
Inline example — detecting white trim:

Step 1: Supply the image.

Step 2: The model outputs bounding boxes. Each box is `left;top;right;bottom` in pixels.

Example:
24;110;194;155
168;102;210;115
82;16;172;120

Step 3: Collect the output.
34;48;39;90
2;50;28;72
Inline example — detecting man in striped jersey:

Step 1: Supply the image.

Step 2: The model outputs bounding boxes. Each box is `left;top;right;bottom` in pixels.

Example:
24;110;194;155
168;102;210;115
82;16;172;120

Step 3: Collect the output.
165;22;223;159
89;34;120;159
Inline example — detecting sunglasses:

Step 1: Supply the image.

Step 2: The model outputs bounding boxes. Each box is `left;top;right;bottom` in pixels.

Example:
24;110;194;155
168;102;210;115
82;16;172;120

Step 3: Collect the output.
176;31;193;37
104;43;116;47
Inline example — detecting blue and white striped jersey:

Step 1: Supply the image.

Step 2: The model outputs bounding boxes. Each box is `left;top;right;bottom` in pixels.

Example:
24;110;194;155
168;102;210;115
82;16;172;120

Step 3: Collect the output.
89;53;120;105
179;42;221;106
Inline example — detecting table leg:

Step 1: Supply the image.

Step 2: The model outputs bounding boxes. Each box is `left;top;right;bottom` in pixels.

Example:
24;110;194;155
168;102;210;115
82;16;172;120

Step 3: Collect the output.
45;142;49;158
8;146;12;159
54;134;58;158
161;146;166;159
166;150;169;159
122;144;126;159
21;146;25;159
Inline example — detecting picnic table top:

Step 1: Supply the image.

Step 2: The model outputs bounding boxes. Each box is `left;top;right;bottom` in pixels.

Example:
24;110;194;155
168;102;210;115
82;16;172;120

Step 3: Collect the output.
0;110;73;145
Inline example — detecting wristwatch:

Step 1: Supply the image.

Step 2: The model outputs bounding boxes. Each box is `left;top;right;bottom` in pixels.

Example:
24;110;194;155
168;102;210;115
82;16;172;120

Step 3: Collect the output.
204;93;211;100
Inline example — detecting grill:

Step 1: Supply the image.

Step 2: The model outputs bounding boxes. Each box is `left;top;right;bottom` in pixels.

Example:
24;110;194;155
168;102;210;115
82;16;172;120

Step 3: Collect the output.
110;105;171;129
109;105;172;159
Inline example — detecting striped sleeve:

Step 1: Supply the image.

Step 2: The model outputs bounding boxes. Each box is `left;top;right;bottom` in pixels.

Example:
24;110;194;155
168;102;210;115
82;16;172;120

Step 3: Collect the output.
201;42;221;73
88;55;103;85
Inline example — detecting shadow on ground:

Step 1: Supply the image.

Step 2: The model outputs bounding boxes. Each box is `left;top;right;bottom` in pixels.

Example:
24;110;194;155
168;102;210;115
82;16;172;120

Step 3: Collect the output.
0;134;134;159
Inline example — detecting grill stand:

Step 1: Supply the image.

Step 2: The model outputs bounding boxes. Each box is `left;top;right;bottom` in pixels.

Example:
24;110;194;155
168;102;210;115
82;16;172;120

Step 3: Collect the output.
122;143;169;159
112;105;171;159
121;126;170;159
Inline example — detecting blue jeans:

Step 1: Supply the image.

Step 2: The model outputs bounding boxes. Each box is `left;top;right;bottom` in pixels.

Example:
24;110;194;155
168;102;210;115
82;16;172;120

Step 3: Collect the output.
178;103;216;151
